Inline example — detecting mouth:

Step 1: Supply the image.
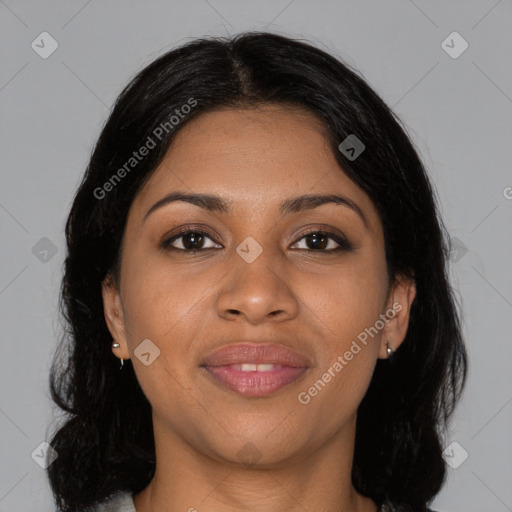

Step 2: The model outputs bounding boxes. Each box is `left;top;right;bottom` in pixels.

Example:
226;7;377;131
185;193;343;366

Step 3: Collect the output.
200;343;311;398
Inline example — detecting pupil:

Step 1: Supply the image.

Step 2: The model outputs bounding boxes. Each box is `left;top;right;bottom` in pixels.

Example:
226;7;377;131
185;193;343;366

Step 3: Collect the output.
184;232;203;249
308;233;327;250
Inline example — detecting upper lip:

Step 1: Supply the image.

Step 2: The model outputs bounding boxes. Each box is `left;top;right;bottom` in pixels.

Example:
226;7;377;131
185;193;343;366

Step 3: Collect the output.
201;343;311;368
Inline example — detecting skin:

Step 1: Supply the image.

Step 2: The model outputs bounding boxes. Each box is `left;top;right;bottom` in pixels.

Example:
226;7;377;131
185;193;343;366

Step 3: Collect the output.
102;104;416;512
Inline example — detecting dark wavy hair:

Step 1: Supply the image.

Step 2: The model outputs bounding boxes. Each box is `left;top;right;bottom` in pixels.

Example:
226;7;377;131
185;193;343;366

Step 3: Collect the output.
47;31;467;511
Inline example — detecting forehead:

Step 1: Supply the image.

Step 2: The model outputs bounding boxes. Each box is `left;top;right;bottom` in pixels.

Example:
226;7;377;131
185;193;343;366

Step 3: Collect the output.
131;106;381;232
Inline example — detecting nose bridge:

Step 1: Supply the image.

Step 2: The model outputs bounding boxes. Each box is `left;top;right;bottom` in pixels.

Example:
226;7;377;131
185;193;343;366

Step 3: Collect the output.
235;237;280;288
216;236;298;322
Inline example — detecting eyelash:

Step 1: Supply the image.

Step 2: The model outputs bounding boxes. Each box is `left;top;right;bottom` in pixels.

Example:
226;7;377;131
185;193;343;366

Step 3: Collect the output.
160;227;353;254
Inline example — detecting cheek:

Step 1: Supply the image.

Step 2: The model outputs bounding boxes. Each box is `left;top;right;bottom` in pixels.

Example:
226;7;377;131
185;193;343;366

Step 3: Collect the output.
120;250;211;344
118;259;205;408
304;253;388;344
298;251;387;419
296;348;377;440
297;265;386;414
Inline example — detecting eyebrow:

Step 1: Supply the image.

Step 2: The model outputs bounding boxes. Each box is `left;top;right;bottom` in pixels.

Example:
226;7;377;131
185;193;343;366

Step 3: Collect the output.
143;191;369;229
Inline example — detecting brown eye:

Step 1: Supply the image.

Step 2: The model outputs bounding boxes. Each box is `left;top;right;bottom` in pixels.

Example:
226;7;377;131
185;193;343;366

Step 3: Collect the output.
292;230;353;252
161;230;221;251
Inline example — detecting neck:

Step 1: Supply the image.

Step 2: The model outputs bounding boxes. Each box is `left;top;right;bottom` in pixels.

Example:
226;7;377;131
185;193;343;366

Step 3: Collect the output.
133;413;378;512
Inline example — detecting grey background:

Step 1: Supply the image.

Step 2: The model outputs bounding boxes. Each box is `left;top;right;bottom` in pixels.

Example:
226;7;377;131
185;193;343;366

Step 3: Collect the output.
1;1;511;510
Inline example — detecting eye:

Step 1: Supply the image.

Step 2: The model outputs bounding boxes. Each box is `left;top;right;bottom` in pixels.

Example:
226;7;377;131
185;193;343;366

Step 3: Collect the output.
161;229;222;252
160;228;353;253
291;230;353;252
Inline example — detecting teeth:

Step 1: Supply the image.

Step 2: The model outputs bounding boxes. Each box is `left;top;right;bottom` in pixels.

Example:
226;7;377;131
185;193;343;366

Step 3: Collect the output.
255;364;276;371
232;363;282;372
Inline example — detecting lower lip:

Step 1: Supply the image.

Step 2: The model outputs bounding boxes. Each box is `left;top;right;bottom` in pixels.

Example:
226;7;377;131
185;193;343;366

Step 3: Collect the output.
203;365;308;397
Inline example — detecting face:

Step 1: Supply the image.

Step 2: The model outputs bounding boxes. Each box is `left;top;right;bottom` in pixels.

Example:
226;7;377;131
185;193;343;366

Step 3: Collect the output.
103;104;415;467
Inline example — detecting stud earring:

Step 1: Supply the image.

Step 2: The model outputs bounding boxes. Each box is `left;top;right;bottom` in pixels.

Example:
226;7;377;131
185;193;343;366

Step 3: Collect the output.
386;340;393;359
112;342;124;369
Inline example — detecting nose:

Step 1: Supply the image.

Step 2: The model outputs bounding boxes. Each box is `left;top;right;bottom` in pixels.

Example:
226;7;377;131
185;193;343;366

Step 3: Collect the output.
216;246;300;324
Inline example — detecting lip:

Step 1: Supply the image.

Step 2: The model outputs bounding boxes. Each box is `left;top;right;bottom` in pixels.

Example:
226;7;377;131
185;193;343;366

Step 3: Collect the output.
201;343;311;397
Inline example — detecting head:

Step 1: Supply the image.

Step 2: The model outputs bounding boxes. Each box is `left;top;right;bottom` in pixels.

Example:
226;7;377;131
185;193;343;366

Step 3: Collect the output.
48;32;467;511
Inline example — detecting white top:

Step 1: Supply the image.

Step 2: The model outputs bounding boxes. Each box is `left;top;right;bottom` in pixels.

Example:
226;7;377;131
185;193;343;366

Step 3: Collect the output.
89;490;136;511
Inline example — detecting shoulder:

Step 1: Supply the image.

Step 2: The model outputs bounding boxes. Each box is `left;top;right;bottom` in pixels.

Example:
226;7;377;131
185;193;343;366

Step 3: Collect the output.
380;504;439;512
86;490;136;512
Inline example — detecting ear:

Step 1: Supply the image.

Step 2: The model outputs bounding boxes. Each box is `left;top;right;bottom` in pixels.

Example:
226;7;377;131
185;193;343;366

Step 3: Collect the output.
378;273;417;359
101;273;131;361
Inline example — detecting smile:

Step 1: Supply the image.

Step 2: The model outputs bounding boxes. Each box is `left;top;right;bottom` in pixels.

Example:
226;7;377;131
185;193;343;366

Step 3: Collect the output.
200;342;311;397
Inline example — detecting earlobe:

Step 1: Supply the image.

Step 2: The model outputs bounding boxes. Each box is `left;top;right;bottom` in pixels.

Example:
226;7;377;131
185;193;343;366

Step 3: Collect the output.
101;274;131;360
378;275;417;359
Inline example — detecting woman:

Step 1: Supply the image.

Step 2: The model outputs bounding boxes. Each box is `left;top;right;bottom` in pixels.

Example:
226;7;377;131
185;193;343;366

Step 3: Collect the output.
47;32;467;512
